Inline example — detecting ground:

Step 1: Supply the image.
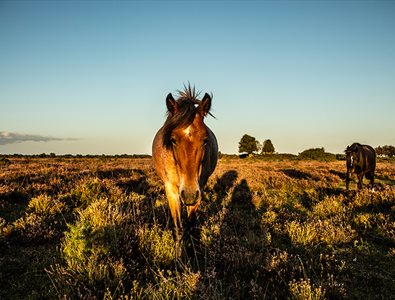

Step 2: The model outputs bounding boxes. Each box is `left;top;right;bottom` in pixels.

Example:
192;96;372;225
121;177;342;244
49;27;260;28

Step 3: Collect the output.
0;156;394;299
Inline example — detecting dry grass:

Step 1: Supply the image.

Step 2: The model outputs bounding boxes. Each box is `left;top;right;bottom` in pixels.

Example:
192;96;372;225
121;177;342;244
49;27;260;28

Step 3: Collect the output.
0;156;394;299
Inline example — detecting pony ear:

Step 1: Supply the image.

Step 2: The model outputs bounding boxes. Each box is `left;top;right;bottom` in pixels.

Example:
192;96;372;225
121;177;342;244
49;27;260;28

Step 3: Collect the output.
199;93;212;117
166;93;178;114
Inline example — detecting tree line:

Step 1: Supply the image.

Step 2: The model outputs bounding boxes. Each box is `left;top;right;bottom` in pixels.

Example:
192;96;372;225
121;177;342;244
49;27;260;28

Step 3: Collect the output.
1;136;394;159
238;133;395;158
376;145;395;158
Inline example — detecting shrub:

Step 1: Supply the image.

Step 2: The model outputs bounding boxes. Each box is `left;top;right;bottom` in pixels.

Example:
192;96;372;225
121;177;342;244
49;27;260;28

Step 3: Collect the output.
0;157;11;165
286;218;355;247
28;195;66;216
350;187;395;209
49;191;144;298
312;195;345;218
6;195;67;243
137;269;200;299
299;148;336;161
289;278;326;300
69;178;109;208
137;224;176;267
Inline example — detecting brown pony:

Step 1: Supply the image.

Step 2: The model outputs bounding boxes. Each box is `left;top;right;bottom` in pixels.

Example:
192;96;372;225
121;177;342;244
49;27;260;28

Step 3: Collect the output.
345;143;376;190
152;85;218;243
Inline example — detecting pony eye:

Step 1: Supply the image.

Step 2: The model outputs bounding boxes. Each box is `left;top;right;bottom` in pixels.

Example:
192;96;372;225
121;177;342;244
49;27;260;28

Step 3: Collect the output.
170;137;176;145
203;138;208;146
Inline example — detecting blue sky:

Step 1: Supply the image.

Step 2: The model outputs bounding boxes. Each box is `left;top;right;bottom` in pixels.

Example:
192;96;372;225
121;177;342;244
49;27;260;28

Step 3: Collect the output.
1;1;394;155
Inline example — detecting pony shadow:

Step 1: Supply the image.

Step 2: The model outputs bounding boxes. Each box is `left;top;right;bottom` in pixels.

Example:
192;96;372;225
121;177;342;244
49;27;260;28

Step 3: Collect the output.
197;179;267;298
375;175;395;186
183;170;239;263
213;170;238;198
227;179;254;210
117;176;151;196
194;178;287;298
319;187;344;197
204;170;238;221
106;169;153;196
281;169;312;180
96;168;133;179
329;169;346;180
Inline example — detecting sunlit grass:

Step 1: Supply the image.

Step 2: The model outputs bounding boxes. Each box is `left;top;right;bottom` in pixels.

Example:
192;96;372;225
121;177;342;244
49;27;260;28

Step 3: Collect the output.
289;278;326;300
0;157;394;299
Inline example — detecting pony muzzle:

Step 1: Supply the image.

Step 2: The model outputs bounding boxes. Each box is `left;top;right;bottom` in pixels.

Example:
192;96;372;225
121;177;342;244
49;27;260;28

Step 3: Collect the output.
180;189;200;206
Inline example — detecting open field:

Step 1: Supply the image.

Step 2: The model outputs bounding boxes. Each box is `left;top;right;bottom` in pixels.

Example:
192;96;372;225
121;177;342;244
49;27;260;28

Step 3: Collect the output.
1;156;394;299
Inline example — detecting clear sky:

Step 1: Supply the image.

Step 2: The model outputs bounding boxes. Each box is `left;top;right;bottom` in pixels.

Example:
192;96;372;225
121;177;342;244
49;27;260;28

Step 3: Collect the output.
1;0;394;155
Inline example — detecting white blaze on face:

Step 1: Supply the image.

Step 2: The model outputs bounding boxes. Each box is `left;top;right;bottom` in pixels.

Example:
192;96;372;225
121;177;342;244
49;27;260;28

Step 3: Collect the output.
350;156;354;166
183;126;193;139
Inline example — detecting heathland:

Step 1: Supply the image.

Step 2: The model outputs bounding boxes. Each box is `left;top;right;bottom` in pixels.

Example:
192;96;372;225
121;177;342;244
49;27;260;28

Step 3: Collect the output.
0;156;394;299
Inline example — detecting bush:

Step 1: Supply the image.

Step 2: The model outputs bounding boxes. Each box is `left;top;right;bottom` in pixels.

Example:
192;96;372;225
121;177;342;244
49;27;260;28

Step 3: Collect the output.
137;224;176;267
299;148;336;161
0;157;11;165
289;278;326;300
5;195;68;243
50;194;141;298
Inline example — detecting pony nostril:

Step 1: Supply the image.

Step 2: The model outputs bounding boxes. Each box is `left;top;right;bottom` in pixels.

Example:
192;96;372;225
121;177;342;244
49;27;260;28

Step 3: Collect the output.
180;189;200;205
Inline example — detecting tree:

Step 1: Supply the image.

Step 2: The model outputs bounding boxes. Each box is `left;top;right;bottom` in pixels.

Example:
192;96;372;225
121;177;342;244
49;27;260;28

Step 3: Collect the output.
238;134;259;155
376;145;395;157
261;139;275;154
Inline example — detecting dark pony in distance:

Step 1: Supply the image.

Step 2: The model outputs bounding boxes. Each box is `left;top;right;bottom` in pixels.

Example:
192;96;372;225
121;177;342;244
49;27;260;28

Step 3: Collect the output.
152;85;218;245
345;143;376;190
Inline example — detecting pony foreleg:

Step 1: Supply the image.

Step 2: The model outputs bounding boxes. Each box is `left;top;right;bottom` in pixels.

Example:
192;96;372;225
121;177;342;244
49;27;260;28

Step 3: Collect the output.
165;184;182;245
366;172;375;189
346;171;351;191
357;174;364;190
370;174;375;189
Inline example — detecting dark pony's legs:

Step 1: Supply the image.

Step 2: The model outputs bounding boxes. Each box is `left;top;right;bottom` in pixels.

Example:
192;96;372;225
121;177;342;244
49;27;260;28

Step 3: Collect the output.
346;171;351;191
357;173;364;189
365;171;375;189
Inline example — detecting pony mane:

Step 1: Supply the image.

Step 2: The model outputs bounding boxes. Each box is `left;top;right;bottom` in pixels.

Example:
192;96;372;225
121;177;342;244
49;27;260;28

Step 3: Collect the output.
176;84;201;104
162;84;209;149
345;142;362;154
